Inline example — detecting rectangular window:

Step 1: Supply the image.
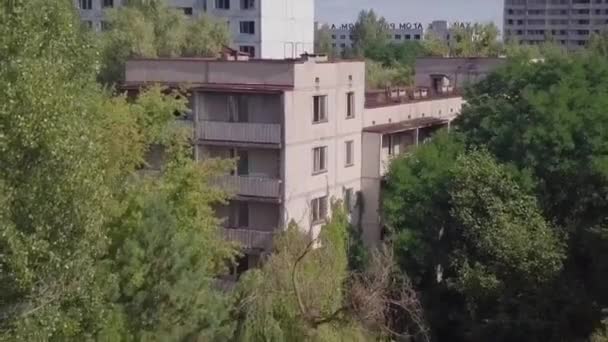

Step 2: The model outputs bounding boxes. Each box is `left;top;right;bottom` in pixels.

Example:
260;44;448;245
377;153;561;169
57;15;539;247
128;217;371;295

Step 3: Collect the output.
346;92;355;118
313;146;327;174
344;188;354;212
239;45;256;57
182;7;193;15
241;0;255;9
237;150;249;176
79;0;92;10
216;0;230;9
383;135;394;156
240;21;255;34
82;20;93;29
311;196;328;223
102;0;114;8
313;95;327;123
345;140;354;167
238;201;249;228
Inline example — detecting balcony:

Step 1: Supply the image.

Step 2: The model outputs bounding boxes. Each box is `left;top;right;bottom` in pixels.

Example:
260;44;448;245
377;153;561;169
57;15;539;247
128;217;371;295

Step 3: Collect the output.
218;175;281;199
198;120;281;146
223;228;275;250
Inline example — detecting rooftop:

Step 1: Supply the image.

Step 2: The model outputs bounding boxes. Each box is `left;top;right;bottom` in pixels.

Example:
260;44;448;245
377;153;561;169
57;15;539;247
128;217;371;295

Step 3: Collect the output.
364;87;462;109
363;116;450;134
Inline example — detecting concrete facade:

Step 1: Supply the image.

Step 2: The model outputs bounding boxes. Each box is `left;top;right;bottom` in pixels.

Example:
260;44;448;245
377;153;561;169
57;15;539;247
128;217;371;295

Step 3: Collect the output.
504;0;608;49
124;56;507;273
75;0;314;59
125;55;363;270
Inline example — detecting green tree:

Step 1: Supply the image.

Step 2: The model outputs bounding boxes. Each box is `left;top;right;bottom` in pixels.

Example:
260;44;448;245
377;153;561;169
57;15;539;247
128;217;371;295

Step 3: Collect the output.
315;24;336;57
102;150;237;341
98;0;229;84
383;136;565;341
424;22;502;57
423;31;450;57
0;0;116;338
457;51;608;339
233;204;362;341
351;9;390;57
233;203;429;341
588;29;608;56
365;59;412;89
0;1;237;339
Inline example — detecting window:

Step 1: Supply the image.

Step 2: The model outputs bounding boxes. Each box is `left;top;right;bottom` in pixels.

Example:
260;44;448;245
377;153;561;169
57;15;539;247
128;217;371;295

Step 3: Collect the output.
241;0;255;9
313;95;327;123
405;34;411;40
414;34;421;40
345;140;354;167
216;0;230;9
82;20;93;29
102;0;114;8
383;135;394;156
229;201;249;228
240;21;255;34
79;0;92;10
344;188;354;212
340;35;346;39
313;146;327;174
182;7;193;15
236;150;249;176
101;21;111;31
239;45;256;57
238;202;249;227
331;35;336;39
346;92;355;118
311;196;328;223
395;34;402;40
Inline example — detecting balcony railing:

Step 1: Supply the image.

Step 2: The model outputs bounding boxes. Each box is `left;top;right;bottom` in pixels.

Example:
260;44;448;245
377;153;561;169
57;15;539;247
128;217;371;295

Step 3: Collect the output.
218;175;281;198
199;120;281;145
223;228;275;250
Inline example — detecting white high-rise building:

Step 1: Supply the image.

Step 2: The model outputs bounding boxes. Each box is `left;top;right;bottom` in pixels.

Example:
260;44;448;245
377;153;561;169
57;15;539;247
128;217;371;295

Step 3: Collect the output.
75;0;314;59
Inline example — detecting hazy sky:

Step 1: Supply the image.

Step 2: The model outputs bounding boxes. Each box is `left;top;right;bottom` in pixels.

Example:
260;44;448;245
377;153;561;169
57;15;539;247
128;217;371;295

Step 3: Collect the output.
315;0;503;28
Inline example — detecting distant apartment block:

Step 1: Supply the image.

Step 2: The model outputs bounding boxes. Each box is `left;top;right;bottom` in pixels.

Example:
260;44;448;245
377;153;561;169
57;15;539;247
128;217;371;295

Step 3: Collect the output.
321;22;424;54
504;0;608;49
74;0;314;59
123;53;504;275
426;20;449;40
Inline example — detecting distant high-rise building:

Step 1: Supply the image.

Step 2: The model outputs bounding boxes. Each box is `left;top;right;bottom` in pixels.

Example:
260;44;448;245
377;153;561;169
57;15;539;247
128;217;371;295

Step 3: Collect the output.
427;20;450;41
74;0;314;59
322;22;424;54
504;0;608;49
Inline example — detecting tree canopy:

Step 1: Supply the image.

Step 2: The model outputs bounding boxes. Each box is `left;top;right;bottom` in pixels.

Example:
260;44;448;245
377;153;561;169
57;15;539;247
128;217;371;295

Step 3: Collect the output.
424;23;502;57
98;0;230;84
0;1;237;339
384;43;608;341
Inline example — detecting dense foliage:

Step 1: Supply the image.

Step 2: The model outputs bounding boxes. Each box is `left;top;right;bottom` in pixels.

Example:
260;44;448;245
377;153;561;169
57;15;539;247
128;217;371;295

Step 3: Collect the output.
0;1;236;340
384;45;608;341
98;0;229;84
